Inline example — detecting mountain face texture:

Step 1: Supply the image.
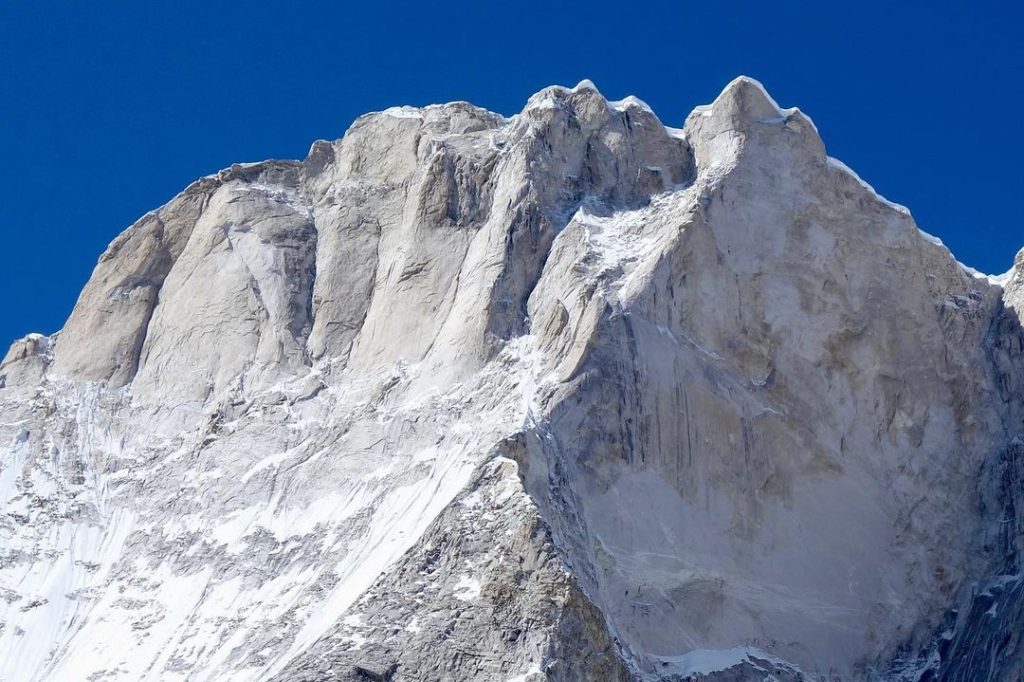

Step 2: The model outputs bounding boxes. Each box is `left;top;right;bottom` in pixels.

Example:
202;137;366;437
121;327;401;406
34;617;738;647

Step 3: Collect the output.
2;76;1024;682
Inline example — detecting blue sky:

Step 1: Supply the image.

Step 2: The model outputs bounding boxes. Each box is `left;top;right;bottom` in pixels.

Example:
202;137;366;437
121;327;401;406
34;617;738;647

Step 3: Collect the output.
1;1;1021;347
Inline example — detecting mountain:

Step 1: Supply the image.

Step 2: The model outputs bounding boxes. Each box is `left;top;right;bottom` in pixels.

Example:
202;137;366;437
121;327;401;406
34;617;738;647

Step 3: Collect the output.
1;77;1023;681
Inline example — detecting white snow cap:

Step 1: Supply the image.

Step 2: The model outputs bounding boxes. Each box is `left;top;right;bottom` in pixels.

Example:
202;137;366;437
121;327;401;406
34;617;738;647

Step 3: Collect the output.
608;94;655;115
725;75;785;111
573;78;599;92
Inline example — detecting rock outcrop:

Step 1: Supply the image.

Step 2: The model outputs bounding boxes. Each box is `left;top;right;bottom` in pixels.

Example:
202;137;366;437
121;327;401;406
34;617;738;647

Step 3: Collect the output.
1;77;1022;681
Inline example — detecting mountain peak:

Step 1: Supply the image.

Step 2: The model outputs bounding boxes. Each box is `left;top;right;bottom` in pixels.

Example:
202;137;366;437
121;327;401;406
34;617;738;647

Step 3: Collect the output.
572;77;600;93
684;75;820;140
719;75;785;116
3;78;1024;682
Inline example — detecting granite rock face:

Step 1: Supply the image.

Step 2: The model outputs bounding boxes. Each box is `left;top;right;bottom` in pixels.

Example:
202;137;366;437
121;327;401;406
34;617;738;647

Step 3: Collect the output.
1;77;1022;681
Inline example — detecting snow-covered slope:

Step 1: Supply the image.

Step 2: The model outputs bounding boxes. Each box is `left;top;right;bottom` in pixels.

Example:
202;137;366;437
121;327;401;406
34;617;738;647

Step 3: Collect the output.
1;77;1023;681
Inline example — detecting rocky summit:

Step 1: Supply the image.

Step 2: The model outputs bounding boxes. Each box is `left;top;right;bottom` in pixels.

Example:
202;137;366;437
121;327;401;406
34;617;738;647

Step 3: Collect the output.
2;77;1023;681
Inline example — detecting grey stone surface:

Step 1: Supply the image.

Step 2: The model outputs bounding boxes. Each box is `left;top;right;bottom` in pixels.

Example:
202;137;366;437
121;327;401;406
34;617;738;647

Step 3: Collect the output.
1;77;1023;681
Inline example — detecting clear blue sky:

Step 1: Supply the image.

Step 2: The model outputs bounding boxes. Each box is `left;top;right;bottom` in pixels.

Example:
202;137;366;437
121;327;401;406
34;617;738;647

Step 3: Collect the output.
1;1;1021;347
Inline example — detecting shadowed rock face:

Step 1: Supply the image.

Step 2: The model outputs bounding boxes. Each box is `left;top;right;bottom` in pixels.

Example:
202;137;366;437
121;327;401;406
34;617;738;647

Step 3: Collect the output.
1;77;1022;681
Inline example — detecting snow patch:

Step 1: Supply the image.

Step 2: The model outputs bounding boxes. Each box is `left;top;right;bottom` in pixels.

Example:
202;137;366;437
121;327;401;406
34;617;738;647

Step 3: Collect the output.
381;106;423;119
453;575;482;602
609;95;654;115
506;663;543;681
656;646;799;676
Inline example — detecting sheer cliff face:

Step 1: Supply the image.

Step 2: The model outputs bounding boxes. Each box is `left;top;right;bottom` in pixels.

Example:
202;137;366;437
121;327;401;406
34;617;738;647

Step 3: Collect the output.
0;78;1021;681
